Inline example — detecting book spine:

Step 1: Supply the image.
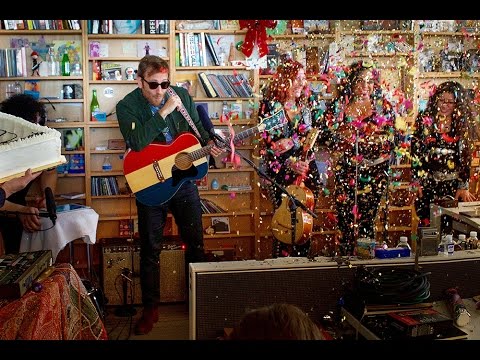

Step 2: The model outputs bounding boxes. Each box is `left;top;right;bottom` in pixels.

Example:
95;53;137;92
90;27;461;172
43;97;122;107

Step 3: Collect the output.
198;72;217;98
199;32;208;67
204;33;220;66
207;73;228;98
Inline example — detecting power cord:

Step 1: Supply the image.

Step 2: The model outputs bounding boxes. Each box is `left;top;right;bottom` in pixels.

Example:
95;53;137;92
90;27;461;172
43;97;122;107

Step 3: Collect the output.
354;266;431;305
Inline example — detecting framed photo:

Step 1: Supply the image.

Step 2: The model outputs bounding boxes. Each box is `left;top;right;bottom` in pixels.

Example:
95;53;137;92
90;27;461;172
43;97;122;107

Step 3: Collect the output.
219;20;239;30
304;20;330;34
211;216;230;234
101;63;122;80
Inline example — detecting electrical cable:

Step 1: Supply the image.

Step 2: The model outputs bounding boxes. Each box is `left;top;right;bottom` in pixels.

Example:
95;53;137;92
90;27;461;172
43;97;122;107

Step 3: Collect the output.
354;266;431;305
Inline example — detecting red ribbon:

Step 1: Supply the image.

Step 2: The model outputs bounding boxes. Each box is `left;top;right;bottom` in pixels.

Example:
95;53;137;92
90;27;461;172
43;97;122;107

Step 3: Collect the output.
239;20;277;58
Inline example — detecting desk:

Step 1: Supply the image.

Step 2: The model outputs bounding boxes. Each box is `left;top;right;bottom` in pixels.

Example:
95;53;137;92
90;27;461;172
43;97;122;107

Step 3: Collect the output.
431;201;480;235
0;263;108;340
19;205;99;263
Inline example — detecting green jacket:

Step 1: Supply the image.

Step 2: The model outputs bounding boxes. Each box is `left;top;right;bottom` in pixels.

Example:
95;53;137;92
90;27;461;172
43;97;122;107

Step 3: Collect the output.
116;86;210;152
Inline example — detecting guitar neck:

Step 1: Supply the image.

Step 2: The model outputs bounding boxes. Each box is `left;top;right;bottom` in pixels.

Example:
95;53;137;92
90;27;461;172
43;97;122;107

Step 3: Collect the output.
191;143;214;162
232;126;259;143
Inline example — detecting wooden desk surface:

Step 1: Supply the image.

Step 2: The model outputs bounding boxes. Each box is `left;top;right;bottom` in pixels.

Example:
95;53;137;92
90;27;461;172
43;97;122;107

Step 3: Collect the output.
431;201;480;231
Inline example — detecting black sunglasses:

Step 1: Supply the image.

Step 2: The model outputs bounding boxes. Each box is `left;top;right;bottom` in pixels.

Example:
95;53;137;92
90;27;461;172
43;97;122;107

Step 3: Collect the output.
140;76;170;90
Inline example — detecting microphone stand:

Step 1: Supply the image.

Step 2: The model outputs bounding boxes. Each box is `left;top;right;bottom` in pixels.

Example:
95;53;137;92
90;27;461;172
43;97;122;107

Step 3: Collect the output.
212;133;317;245
114;267;137;317
0;209;55;226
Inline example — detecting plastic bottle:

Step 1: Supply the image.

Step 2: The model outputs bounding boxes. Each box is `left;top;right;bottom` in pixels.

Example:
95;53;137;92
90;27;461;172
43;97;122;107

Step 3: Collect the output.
396;236;411;250
102;156;112;172
438;236;446;254
61;50;70;76
457;234;467;250
467;231;478;250
90;89;100;120
446;234;455;256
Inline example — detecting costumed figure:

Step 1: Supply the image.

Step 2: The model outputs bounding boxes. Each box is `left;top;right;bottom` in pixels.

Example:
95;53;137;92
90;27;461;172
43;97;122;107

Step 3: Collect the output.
319;61;397;256
259;59;324;258
411;81;477;228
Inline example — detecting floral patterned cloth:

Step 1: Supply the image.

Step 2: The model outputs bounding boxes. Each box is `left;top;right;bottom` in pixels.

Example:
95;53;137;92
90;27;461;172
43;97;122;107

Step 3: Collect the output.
0;263;107;340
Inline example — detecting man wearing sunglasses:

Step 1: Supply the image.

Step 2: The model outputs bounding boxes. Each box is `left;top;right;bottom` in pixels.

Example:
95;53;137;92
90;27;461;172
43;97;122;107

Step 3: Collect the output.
116;55;224;335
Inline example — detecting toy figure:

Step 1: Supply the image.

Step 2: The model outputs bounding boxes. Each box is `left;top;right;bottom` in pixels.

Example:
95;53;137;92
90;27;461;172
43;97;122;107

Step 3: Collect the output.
31;51;41;76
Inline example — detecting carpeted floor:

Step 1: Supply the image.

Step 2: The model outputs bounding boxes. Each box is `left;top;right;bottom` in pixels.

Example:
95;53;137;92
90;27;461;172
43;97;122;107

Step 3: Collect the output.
103;303;189;340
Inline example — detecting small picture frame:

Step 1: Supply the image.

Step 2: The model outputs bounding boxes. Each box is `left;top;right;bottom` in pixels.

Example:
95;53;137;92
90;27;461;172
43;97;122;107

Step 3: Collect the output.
219;20;240;30
195;175;208;190
63;84;75;99
211;216;230;234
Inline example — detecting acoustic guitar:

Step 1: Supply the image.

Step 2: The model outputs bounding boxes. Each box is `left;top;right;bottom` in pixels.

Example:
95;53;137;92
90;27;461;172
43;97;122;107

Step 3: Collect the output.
123;110;286;206
271;128;319;245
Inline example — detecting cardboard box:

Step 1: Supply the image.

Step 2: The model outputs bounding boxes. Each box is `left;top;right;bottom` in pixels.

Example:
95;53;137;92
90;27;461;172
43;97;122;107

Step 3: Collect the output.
387;308;453;338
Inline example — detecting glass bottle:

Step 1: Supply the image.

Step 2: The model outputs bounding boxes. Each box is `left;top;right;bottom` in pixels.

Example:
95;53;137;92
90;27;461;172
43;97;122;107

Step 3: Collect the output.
13;81;22;95
47;47;56;76
211;178;219;190
102;156;112;172
61;50;70;76
90;89;100;120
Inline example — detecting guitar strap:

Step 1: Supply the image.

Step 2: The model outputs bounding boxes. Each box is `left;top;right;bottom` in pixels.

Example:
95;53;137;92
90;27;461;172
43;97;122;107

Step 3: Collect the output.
166;87;203;140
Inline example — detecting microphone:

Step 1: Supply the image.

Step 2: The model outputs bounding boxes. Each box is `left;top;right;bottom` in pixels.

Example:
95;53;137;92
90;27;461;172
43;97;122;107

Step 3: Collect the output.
196;104;214;134
209;128;230;148
44;187;57;226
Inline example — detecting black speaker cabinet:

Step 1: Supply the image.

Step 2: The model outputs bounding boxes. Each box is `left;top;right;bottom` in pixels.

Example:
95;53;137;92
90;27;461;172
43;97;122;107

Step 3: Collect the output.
102;241;185;306
189;252;480;339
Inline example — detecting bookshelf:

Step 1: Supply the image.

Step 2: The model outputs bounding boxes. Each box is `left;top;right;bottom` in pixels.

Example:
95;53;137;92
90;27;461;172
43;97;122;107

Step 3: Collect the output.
2;19;480;261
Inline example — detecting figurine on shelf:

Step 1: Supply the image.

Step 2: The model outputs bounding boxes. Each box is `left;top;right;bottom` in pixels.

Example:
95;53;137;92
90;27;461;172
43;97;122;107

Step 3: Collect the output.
31;51;41;76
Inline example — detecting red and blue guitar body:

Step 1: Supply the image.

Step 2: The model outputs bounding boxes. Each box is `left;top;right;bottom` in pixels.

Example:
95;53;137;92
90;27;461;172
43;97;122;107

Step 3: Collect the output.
123;133;208;206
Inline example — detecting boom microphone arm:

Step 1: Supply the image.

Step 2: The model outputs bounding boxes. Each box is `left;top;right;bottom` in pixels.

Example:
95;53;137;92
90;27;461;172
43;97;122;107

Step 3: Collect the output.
0;187;57;226
210;130;317;219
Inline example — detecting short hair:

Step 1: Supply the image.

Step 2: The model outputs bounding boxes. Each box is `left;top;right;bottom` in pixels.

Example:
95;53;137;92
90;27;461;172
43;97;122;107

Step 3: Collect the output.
137;55;169;78
231;303;324;340
0;94;46;125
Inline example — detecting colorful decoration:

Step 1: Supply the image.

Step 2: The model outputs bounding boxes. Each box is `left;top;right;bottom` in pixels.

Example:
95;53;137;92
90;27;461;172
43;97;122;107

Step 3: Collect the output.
239;20;277;58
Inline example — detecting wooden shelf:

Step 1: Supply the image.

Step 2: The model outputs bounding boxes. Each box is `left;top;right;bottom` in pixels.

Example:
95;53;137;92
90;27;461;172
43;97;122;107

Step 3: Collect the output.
2;19;465;259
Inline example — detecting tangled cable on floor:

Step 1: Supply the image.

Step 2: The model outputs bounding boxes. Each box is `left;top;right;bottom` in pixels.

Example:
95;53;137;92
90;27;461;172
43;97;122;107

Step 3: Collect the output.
354;266;431;305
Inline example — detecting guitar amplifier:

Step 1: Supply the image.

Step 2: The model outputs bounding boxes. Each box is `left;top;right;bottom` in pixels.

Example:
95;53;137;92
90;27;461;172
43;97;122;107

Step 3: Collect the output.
160;247;186;303
102;239;186;306
102;243;142;306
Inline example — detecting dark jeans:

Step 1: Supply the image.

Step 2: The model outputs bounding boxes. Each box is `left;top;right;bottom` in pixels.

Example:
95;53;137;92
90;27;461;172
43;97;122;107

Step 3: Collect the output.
136;181;205;306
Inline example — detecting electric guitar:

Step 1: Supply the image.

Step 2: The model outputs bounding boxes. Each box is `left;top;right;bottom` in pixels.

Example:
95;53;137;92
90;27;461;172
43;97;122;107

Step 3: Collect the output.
123;110;286;206
271;128;319;245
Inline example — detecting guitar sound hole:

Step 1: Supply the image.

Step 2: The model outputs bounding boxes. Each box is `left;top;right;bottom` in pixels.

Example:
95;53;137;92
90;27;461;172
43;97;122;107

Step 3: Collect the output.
175;152;193;170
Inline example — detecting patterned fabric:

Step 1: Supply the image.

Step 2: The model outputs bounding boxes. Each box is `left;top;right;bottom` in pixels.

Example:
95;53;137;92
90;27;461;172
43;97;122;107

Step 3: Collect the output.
0;263;107;340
